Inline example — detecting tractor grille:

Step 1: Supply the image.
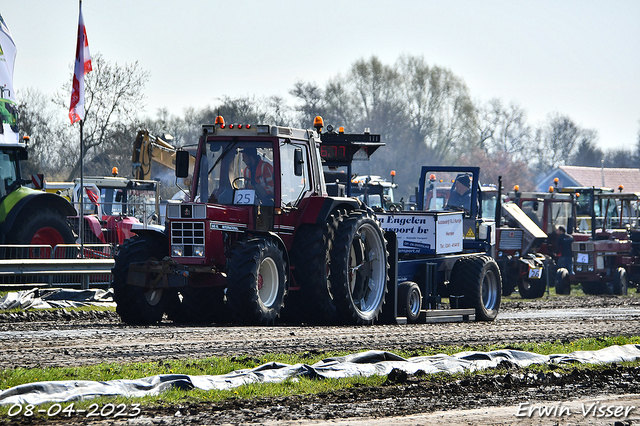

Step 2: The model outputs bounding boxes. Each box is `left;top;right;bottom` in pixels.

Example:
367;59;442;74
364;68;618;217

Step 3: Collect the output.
171;221;205;248
499;229;523;250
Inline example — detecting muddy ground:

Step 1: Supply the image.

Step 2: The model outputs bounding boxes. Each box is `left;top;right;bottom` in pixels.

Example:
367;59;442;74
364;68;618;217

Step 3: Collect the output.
1;294;640;425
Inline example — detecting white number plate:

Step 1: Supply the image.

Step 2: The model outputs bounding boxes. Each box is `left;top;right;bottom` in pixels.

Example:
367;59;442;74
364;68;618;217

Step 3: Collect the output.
576;253;589;264
528;267;542;279
234;189;255;205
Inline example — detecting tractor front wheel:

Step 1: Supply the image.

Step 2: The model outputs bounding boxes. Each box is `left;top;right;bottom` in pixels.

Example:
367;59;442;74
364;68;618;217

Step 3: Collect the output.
613;267;628;296
555;268;571;295
111;236;172;325
226;238;287;325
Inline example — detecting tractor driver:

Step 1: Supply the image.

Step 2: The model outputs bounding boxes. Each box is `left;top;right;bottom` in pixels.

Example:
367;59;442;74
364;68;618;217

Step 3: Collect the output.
446;174;472;211
241;147;274;204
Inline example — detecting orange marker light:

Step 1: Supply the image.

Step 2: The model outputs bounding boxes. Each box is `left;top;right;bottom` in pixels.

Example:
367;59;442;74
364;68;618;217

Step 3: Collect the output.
112;167;118;176
390;170;396;177
215;116;225;126
549;186;554;193
314;116;324;131
514;185;520;192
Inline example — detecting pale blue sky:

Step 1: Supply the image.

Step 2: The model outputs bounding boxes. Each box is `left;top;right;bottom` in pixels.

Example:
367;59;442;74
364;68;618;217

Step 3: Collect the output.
5;0;640;150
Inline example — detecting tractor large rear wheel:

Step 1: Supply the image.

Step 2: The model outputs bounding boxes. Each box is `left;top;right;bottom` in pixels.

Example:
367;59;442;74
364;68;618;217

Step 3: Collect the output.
287;223;336;324
226;238;287;325
9;209;74;247
450;255;501;321
111;235;173;325
330;210;388;325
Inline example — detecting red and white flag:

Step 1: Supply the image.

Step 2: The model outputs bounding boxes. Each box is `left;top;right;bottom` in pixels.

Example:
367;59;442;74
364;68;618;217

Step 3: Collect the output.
69;1;92;124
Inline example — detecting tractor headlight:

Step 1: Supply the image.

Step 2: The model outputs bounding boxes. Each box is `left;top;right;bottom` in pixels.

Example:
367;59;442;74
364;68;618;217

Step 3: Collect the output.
172;245;183;257
193;245;205;257
514;251;520;258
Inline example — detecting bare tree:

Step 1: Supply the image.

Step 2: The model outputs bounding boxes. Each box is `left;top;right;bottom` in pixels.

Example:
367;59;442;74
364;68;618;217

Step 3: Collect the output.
53;52;150;180
531;113;583;174
396;55;477;165
16;88;72;179
476;99;532;162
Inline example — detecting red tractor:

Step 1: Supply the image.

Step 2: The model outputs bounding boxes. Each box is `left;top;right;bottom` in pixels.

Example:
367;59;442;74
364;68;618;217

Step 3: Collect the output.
112;117;502;325
557;190;640;295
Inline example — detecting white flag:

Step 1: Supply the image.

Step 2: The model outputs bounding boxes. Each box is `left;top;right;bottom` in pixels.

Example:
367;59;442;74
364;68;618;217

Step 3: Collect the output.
0;13;18;143
69;1;92;124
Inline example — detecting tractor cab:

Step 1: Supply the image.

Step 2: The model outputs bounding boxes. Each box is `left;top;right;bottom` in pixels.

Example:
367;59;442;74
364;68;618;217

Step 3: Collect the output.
0;146;23;200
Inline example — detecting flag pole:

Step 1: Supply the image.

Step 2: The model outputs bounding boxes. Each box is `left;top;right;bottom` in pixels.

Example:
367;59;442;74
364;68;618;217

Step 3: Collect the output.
79;118;84;258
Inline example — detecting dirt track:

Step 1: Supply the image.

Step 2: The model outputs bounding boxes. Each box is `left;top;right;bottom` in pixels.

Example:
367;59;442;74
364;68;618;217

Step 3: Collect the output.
2;294;640;425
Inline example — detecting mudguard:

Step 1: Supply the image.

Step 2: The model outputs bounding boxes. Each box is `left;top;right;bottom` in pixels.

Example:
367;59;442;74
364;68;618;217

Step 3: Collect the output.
0;188;77;240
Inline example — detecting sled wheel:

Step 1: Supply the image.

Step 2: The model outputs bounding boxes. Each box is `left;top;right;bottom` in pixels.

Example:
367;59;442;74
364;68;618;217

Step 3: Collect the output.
450;255;501;321
398;281;421;323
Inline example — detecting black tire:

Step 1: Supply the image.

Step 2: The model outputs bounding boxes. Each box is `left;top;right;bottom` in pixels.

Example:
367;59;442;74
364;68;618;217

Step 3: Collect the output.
8;209;74;246
449;255;501;321
179;286;227;324
226;238;287;325
518;265;547;299
613;267;628;296
111;235;171;325
501;271;516;297
330;210;388;325
398;281;421;323
555;268;571;295
286;222;337;324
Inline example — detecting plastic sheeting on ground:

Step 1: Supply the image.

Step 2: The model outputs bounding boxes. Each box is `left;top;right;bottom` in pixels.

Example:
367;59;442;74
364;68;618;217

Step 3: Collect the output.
1;344;639;406
0;288;114;310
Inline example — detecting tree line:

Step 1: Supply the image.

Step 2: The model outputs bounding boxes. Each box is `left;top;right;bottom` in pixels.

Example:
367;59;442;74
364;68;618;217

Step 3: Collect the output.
17;53;640;200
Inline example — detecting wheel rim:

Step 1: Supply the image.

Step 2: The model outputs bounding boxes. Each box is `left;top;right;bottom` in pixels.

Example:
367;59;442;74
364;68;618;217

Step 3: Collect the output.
408;288;421;317
30;227;65;246
482;268;500;310
348;223;386;316
258;256;278;308
144;288;163;306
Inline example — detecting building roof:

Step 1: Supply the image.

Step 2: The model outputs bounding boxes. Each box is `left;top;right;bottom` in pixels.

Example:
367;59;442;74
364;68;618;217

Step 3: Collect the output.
536;166;640;193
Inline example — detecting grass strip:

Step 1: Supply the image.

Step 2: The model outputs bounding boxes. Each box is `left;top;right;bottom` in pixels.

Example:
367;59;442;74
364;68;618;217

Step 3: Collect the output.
0;335;639;417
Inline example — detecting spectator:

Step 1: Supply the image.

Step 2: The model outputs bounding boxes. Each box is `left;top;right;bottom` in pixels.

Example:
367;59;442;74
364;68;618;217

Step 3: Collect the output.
556;225;574;273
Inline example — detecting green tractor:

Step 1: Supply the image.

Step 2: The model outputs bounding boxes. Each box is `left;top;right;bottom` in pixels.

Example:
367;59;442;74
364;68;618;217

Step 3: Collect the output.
0;137;76;250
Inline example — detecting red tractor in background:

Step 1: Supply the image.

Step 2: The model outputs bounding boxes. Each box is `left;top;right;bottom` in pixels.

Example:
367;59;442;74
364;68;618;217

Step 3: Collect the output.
557;190;640;295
